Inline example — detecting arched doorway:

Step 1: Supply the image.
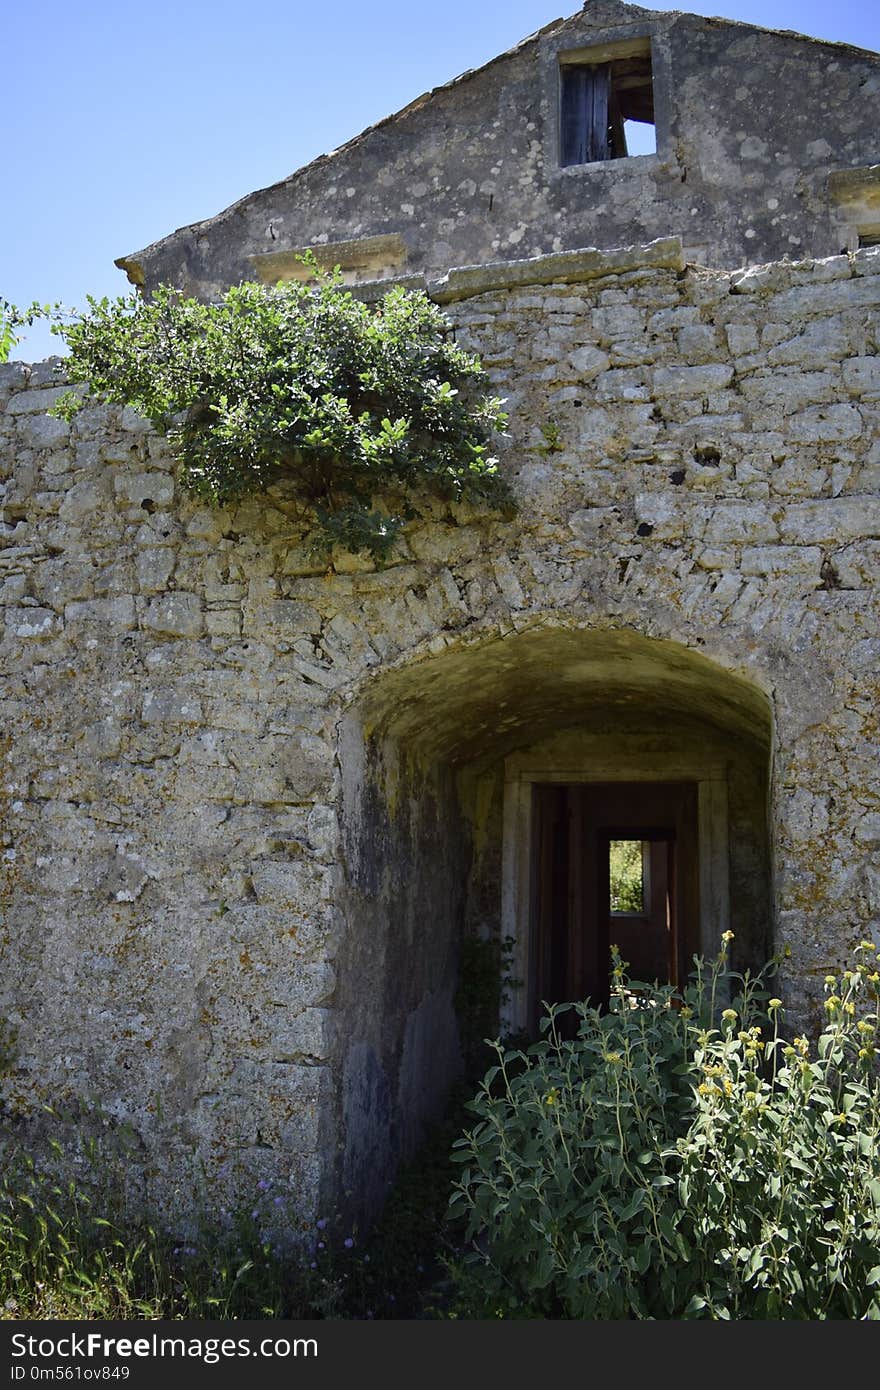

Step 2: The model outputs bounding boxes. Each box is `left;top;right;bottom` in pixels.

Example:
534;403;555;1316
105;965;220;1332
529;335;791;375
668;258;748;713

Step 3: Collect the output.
339;623;774;1211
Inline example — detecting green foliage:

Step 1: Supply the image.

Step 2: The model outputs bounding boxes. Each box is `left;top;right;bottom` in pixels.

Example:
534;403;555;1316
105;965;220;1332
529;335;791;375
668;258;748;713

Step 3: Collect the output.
0;308;13;365
48;266;512;561
0;299;55;364
447;938;880;1319
0;1096;466;1320
536;418;563;455
609;838;644;913
0;1132;307;1319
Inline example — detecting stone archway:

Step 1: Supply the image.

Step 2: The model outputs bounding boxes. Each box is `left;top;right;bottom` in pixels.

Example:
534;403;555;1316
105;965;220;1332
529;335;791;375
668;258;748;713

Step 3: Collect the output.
336;622;774;1216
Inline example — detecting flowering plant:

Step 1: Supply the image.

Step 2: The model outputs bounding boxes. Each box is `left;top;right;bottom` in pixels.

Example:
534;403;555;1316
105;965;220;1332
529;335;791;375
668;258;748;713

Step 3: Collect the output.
448;938;880;1319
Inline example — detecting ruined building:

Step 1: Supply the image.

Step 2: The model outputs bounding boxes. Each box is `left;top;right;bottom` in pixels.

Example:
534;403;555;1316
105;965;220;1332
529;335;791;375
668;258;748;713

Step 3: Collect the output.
1;1;879;1225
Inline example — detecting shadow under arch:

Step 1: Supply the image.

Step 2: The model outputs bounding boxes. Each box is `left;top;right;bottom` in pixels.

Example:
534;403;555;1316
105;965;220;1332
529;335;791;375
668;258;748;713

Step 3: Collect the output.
335;623;774;1217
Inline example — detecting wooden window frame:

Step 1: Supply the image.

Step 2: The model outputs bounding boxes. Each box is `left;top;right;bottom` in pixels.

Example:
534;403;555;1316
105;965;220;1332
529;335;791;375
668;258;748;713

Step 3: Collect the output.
559;37;656;167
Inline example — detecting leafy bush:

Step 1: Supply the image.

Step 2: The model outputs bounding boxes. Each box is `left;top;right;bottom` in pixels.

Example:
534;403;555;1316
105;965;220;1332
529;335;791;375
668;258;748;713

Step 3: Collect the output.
46;268;511;560
447;938;880;1319
0;298;53;364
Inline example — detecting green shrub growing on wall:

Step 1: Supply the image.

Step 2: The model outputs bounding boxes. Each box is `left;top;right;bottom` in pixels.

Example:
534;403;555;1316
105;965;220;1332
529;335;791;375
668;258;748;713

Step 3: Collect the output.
0;298;53;363
448;938;880;1319
46;267;512;561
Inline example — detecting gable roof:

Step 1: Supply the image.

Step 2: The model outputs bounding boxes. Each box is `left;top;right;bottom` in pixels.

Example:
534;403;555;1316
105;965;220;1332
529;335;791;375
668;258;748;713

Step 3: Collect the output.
118;1;880;290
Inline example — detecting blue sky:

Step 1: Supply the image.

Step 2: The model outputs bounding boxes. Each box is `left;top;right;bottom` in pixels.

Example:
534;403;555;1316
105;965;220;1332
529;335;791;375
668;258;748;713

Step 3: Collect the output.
5;0;879;361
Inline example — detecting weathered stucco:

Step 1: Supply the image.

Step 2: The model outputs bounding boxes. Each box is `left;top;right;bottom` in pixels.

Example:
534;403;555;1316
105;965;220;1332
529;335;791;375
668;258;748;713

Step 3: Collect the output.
119;0;880;298
2;237;879;1225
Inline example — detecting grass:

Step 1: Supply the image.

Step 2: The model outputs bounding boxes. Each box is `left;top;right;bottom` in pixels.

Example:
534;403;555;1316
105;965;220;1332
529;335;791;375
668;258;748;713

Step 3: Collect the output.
0;1100;468;1321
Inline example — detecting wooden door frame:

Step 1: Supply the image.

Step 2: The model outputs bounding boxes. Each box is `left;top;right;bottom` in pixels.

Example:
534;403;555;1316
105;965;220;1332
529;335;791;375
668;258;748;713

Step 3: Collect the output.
500;749;730;1034
596;824;679;1010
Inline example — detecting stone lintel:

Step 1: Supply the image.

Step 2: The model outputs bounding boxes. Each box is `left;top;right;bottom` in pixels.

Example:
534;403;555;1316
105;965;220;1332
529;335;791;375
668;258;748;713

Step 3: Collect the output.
828;164;880;208
250;232;409;285
430;237;685;304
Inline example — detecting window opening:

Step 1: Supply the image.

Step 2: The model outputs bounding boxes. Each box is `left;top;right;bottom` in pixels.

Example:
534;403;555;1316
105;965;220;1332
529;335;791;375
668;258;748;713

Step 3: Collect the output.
609;838;647;914
560;44;655;166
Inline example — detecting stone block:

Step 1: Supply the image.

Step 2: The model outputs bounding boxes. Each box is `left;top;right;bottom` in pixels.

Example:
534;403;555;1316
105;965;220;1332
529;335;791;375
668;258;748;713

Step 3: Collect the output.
27;359;67;387
652;364;734;396
8;607;59;639
114;471;175;508
0;362;30;393
16;413;70;449
64;596;137;629
5;386;72;415
568;344;610;379
59;479;109;524
266;599;322;634
767;319;853;368
82;719;123;758
787;404;863;444
676;325;722;362
205;608;243;637
779;498;880;544
633;492;692;539
738;370;839;412
267;1008;334;1062
250;860;325;910
854;812;880;845
141;689;204;723
136;548;176;593
842;357;880;397
740;546;822;576
703;504;779;545
725;323;759;356
833;541;880;588
591;306;644;339
143;592;204;638
119;406;153;433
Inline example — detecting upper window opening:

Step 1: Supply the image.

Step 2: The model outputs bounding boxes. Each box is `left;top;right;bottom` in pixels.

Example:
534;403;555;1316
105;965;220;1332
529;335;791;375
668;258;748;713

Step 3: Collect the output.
609;838;647;915
560;39;655;166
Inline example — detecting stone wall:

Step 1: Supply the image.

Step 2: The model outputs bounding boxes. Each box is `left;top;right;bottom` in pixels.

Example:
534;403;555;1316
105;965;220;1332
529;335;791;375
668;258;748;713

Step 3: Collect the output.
1;238;879;1226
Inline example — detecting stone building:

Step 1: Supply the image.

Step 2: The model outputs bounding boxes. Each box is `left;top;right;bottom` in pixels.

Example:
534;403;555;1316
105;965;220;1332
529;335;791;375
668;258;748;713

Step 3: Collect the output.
1;1;879;1227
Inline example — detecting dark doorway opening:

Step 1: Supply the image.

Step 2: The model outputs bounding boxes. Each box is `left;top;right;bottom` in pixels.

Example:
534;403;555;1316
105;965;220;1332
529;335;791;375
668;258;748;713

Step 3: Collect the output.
529;781;699;1031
